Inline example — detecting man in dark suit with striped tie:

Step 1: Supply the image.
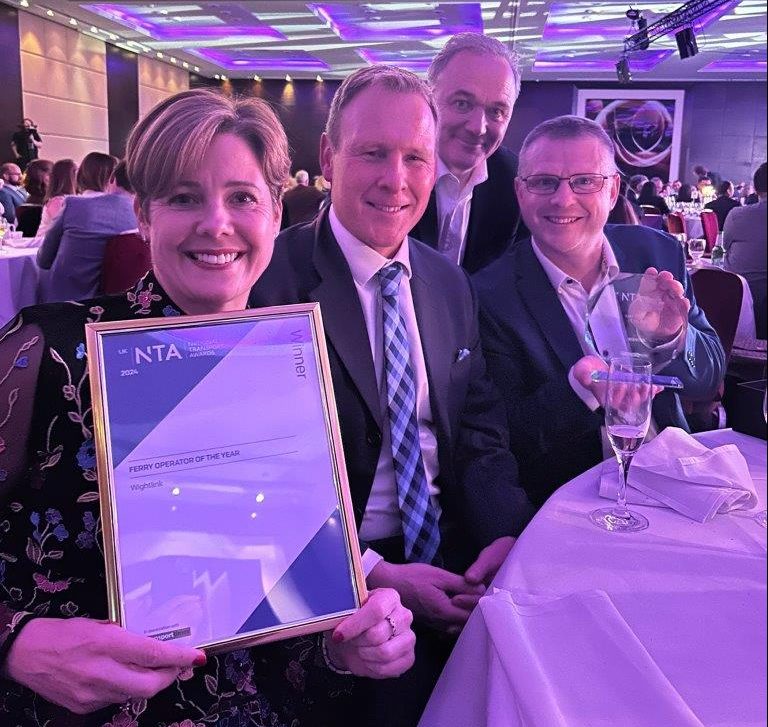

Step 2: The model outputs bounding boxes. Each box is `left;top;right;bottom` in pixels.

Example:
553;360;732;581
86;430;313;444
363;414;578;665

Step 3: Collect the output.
252;65;533;727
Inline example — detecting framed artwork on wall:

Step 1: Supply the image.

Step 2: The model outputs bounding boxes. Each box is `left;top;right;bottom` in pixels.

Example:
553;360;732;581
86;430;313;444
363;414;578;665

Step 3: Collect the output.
575;89;685;182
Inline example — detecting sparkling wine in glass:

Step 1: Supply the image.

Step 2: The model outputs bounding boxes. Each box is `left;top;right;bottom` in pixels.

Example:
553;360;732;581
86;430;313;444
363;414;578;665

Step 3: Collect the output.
590;353;652;533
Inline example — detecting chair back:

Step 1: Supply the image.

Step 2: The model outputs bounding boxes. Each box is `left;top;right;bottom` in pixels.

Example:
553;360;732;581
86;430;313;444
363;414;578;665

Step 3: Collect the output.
15;204;43;237
690;268;743;362
640;204;659;215
100;232;152;294
640;214;665;231
666;211;686;236
699;210;719;252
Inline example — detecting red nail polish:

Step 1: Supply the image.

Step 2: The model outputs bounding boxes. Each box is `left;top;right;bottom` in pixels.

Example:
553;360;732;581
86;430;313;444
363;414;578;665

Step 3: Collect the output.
193;652;207;667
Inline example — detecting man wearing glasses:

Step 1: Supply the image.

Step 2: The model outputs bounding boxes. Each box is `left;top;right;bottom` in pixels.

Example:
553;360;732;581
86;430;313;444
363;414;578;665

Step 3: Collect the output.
474;115;724;508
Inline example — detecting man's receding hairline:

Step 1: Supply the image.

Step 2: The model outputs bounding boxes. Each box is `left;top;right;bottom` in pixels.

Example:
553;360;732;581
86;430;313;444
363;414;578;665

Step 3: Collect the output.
519;133;617;175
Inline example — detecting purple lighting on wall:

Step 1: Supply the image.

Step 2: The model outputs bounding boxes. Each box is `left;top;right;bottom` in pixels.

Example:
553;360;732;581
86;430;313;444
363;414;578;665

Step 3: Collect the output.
308;2;482;41
82;3;284;41
533;50;672;73
192;48;330;72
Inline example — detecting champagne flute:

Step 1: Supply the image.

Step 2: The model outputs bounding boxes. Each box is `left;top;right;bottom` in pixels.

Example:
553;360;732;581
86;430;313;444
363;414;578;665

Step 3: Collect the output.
590;353;652;533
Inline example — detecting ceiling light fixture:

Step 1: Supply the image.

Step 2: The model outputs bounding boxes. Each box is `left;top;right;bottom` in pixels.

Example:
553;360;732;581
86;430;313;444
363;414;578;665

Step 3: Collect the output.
69;17;77;25
253;74;262;81
285;74;292;82
316;74;323;82
19;0;29;7
45;9;54;16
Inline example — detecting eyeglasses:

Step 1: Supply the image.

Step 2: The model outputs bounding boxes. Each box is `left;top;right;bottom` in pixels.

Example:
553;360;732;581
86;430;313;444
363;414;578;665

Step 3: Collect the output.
519;174;615;195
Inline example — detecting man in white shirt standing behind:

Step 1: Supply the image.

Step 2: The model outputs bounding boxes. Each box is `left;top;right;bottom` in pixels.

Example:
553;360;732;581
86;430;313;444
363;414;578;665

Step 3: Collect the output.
409;32;527;274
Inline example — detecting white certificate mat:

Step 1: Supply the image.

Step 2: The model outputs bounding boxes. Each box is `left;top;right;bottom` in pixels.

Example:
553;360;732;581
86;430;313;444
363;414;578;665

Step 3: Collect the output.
87;305;365;652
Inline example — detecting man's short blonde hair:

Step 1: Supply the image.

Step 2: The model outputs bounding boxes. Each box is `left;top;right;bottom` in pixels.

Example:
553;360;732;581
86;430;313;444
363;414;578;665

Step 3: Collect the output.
126;89;290;215
325;65;438;149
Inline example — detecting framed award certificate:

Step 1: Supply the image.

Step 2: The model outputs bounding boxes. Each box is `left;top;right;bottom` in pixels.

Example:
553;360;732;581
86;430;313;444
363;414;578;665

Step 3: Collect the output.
86;304;366;653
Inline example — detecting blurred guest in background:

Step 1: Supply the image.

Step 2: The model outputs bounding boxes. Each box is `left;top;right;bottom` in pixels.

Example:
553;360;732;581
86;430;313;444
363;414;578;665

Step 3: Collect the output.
724;162;767;338
37;154;137;302
626;174;648;204
0;162;27;224
676;183;695;203
410;32;526;273
693;163;721;188
475;115;725;507
638;179;671;214
281;168;324;228
22;158;52;205
608;192;640;225
705;180;741;231
76;151;118;195
33;158;78;243
10;117;43;170
14;158;52;235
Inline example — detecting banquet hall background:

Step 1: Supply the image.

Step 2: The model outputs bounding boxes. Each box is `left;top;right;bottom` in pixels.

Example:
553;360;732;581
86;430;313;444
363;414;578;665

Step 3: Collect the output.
0;1;765;181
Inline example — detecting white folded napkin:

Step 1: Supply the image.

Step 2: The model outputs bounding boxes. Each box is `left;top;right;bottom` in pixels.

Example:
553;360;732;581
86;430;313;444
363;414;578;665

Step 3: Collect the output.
599;426;756;522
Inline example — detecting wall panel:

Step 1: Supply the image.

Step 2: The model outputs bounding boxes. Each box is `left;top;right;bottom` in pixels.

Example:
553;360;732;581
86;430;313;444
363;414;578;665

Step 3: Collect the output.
19;10;107;163
138;55;188;118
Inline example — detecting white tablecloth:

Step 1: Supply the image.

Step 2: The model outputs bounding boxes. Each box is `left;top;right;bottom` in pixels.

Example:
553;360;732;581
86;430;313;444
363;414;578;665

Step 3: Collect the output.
685;214;704;240
0;247;39;327
419;429;767;727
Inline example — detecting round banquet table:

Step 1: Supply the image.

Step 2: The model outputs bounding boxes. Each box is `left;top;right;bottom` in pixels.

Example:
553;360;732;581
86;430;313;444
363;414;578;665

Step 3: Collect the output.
419;429;766;727
0;246;39;327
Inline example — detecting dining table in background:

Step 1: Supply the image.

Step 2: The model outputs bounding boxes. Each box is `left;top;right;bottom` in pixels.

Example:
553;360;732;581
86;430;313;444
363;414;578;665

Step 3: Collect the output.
419;428;766;727
0;243;40;327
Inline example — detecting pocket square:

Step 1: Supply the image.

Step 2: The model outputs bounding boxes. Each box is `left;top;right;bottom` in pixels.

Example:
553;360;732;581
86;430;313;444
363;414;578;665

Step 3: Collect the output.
455;348;470;362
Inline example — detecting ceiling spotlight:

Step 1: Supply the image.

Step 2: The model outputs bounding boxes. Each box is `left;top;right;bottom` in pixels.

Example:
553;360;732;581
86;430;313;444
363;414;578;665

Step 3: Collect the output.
253;74;261;81
69;17;77;25
182;61;189;68
19;0;29;7
90;25;98;33
193;66;200;73
156;51;163;58
675;27;699;59
45;8;54;16
625;7;641;21
285;74;292;82
616;55;632;83
316;74;323;82
170;56;177;63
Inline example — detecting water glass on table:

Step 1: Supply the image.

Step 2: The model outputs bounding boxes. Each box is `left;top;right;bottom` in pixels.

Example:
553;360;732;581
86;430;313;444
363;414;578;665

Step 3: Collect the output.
0;219;9;255
590;353;653;533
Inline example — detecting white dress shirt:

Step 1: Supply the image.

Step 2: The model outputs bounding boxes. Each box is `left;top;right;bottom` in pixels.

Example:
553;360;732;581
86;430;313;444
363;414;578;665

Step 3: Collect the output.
329;207;441;569
434;157;488;266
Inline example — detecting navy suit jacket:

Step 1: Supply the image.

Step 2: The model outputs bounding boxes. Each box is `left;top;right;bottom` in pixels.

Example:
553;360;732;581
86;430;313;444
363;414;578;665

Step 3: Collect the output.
251;209;534;569
409;147;528;275
474;224;726;506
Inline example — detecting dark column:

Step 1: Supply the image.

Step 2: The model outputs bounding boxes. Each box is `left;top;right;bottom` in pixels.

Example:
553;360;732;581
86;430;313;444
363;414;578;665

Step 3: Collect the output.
0;6;23;166
106;45;139;158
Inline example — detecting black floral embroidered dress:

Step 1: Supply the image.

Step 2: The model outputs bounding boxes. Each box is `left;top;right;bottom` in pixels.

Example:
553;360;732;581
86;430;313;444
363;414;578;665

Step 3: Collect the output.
0;275;350;727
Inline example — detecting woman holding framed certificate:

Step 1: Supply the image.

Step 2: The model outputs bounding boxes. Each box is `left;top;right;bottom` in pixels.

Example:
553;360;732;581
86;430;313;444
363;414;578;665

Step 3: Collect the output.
0;90;415;725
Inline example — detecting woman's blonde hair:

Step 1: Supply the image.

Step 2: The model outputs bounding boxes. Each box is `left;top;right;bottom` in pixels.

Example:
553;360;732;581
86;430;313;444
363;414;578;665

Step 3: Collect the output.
125;89;291;215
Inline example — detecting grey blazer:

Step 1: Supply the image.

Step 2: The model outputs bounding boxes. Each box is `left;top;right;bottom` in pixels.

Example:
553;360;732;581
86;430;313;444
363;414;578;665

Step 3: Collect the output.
37;193;138;303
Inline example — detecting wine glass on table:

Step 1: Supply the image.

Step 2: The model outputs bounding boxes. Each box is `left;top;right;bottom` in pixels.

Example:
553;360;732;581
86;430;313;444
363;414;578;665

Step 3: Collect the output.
0;218;9;255
687;238;706;267
590;353;653;533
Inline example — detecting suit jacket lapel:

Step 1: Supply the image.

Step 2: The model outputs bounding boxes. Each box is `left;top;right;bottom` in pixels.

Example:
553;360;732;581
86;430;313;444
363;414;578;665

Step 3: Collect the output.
409;244;452;443
309;217;383;429
413;191;439;249
516;242;585;371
